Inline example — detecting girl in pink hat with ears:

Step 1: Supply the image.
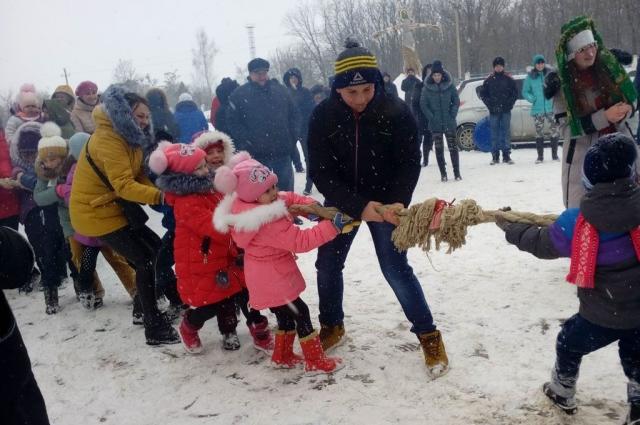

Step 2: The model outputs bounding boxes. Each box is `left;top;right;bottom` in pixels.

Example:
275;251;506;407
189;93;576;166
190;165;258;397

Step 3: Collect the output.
213;152;354;374
193;130;275;352
149;142;246;354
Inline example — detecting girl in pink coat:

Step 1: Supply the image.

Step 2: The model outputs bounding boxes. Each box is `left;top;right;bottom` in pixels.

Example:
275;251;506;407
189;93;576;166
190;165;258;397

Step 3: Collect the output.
213;152;352;374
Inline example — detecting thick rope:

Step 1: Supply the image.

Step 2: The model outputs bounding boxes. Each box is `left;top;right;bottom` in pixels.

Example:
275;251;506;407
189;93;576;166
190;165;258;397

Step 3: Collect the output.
389;198;558;254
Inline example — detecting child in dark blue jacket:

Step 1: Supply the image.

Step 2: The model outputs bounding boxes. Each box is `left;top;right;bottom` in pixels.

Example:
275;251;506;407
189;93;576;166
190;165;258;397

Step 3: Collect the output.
498;133;640;423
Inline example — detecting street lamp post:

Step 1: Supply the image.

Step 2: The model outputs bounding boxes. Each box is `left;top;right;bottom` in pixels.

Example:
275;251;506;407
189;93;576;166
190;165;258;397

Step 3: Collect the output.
454;4;462;80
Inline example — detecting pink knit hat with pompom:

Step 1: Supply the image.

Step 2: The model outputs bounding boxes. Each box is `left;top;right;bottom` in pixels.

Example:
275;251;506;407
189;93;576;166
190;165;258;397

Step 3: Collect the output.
148;142;206;175
214;152;278;202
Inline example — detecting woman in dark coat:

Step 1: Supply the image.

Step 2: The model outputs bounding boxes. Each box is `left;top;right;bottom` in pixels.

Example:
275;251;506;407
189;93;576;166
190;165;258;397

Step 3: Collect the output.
419;61;461;181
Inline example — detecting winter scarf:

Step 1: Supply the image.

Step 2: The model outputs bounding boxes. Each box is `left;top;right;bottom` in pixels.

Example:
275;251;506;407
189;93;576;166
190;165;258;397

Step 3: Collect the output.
556;16;637;138
567;213;640;288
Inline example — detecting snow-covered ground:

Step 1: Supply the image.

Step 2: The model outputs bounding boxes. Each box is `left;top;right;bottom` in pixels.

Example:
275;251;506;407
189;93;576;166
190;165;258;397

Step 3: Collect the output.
8;147;631;425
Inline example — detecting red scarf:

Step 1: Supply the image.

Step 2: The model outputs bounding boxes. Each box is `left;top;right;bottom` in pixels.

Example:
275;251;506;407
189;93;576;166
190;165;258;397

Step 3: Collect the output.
567;213;640;288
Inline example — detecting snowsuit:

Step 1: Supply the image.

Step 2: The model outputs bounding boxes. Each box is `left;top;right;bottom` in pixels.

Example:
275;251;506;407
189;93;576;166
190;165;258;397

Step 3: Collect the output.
502;178;640;404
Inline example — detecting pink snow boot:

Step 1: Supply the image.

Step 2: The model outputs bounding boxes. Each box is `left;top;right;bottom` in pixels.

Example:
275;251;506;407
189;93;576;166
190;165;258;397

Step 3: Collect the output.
179;317;203;354
248;317;274;353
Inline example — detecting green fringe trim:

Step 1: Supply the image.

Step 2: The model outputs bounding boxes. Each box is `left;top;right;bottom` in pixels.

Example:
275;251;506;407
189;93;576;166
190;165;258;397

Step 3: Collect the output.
555;16;637;137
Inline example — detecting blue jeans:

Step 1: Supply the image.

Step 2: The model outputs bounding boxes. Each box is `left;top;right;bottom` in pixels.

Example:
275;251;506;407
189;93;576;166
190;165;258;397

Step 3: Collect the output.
315;221;436;335
489;112;511;156
260;155;294;192
549;314;640;403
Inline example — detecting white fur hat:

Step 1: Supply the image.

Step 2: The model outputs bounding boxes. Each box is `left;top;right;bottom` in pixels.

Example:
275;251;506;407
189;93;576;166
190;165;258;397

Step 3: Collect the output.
567;29;596;60
37;122;68;159
192;130;235;165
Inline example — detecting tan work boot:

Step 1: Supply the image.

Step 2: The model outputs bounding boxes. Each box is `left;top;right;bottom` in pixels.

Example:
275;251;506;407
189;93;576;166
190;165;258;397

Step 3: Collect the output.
417;330;449;378
319;323;346;352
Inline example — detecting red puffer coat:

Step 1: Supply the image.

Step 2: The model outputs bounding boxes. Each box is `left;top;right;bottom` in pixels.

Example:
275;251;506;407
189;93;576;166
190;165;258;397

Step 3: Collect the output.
160;172;244;308
0;131;19;220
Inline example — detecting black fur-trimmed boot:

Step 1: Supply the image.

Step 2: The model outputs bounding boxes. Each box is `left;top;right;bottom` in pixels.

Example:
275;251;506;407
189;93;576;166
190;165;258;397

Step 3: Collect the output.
44;286;60;315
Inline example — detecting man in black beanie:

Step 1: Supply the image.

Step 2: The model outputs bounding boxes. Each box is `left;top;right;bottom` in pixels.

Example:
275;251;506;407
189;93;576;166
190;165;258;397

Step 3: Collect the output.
226;58;298;192
308;39;449;379
479;56;518;165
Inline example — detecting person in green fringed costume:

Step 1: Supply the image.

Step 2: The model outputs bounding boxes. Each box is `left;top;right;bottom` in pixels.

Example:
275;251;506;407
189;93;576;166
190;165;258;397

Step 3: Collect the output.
543;16;638;208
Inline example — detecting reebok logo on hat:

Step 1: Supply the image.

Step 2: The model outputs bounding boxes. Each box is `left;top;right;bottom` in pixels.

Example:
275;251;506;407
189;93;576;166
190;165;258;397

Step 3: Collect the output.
351;72;365;84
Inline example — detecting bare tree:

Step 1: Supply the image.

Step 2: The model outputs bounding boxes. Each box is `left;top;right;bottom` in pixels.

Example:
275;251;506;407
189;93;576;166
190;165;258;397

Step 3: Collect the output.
191;28;218;101
113;60;138;83
0;89;15;127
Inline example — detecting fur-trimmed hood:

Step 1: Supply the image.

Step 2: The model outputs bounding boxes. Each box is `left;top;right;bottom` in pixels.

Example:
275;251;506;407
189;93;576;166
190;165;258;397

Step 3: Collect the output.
155;172;215;196
9;121;42;171
425;69;453;91
100;84;153;150
283;68;303;88
192;130;235;165
213;192;288;234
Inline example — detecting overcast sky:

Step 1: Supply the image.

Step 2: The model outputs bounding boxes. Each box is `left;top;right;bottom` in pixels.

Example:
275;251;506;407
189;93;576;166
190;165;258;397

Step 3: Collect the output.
0;0;300;96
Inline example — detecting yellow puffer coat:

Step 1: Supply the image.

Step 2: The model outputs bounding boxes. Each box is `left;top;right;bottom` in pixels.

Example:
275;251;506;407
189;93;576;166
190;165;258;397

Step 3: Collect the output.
70;106;161;237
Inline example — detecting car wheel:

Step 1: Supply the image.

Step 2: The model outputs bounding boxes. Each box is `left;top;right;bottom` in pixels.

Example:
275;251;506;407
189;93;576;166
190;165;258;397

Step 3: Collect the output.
456;123;476;151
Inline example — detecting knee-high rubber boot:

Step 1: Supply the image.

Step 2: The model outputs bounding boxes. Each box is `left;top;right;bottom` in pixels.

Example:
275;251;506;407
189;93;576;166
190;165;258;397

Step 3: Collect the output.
435;146;447;181
450;149;461;180
550;137;559;160
535;137;544;163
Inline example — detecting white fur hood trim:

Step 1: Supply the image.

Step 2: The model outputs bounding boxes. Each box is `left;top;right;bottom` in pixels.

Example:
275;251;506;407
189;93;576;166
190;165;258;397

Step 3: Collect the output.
213;192;289;233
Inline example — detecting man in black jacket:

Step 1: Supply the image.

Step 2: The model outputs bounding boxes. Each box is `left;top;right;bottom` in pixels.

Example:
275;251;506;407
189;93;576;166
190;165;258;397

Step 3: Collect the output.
400;67;420;105
411;64;433;167
283;67;315;193
0;226;50;425
308;40;449;379
227;58;298;191
479;56;518;165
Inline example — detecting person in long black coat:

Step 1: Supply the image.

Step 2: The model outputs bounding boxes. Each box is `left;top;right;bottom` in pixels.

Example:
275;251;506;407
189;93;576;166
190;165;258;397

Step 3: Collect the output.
0;226;50;425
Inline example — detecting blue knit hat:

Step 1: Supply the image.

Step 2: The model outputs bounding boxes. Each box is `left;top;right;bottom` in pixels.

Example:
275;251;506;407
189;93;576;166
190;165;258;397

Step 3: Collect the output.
69;132;91;160
582;133;637;189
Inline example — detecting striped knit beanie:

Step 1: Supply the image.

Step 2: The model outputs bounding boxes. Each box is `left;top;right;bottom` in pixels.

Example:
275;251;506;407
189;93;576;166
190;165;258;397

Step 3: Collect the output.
37;122;68;160
333;39;381;89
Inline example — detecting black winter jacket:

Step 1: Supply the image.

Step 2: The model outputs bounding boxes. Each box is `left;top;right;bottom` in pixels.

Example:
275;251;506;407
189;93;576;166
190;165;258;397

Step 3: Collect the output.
411;82;429;134
401;74;421;104
308;87;421;219
0;227;50;424
479;72;518;114
504;180;640;329
227;80;297;161
283;68;315;141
